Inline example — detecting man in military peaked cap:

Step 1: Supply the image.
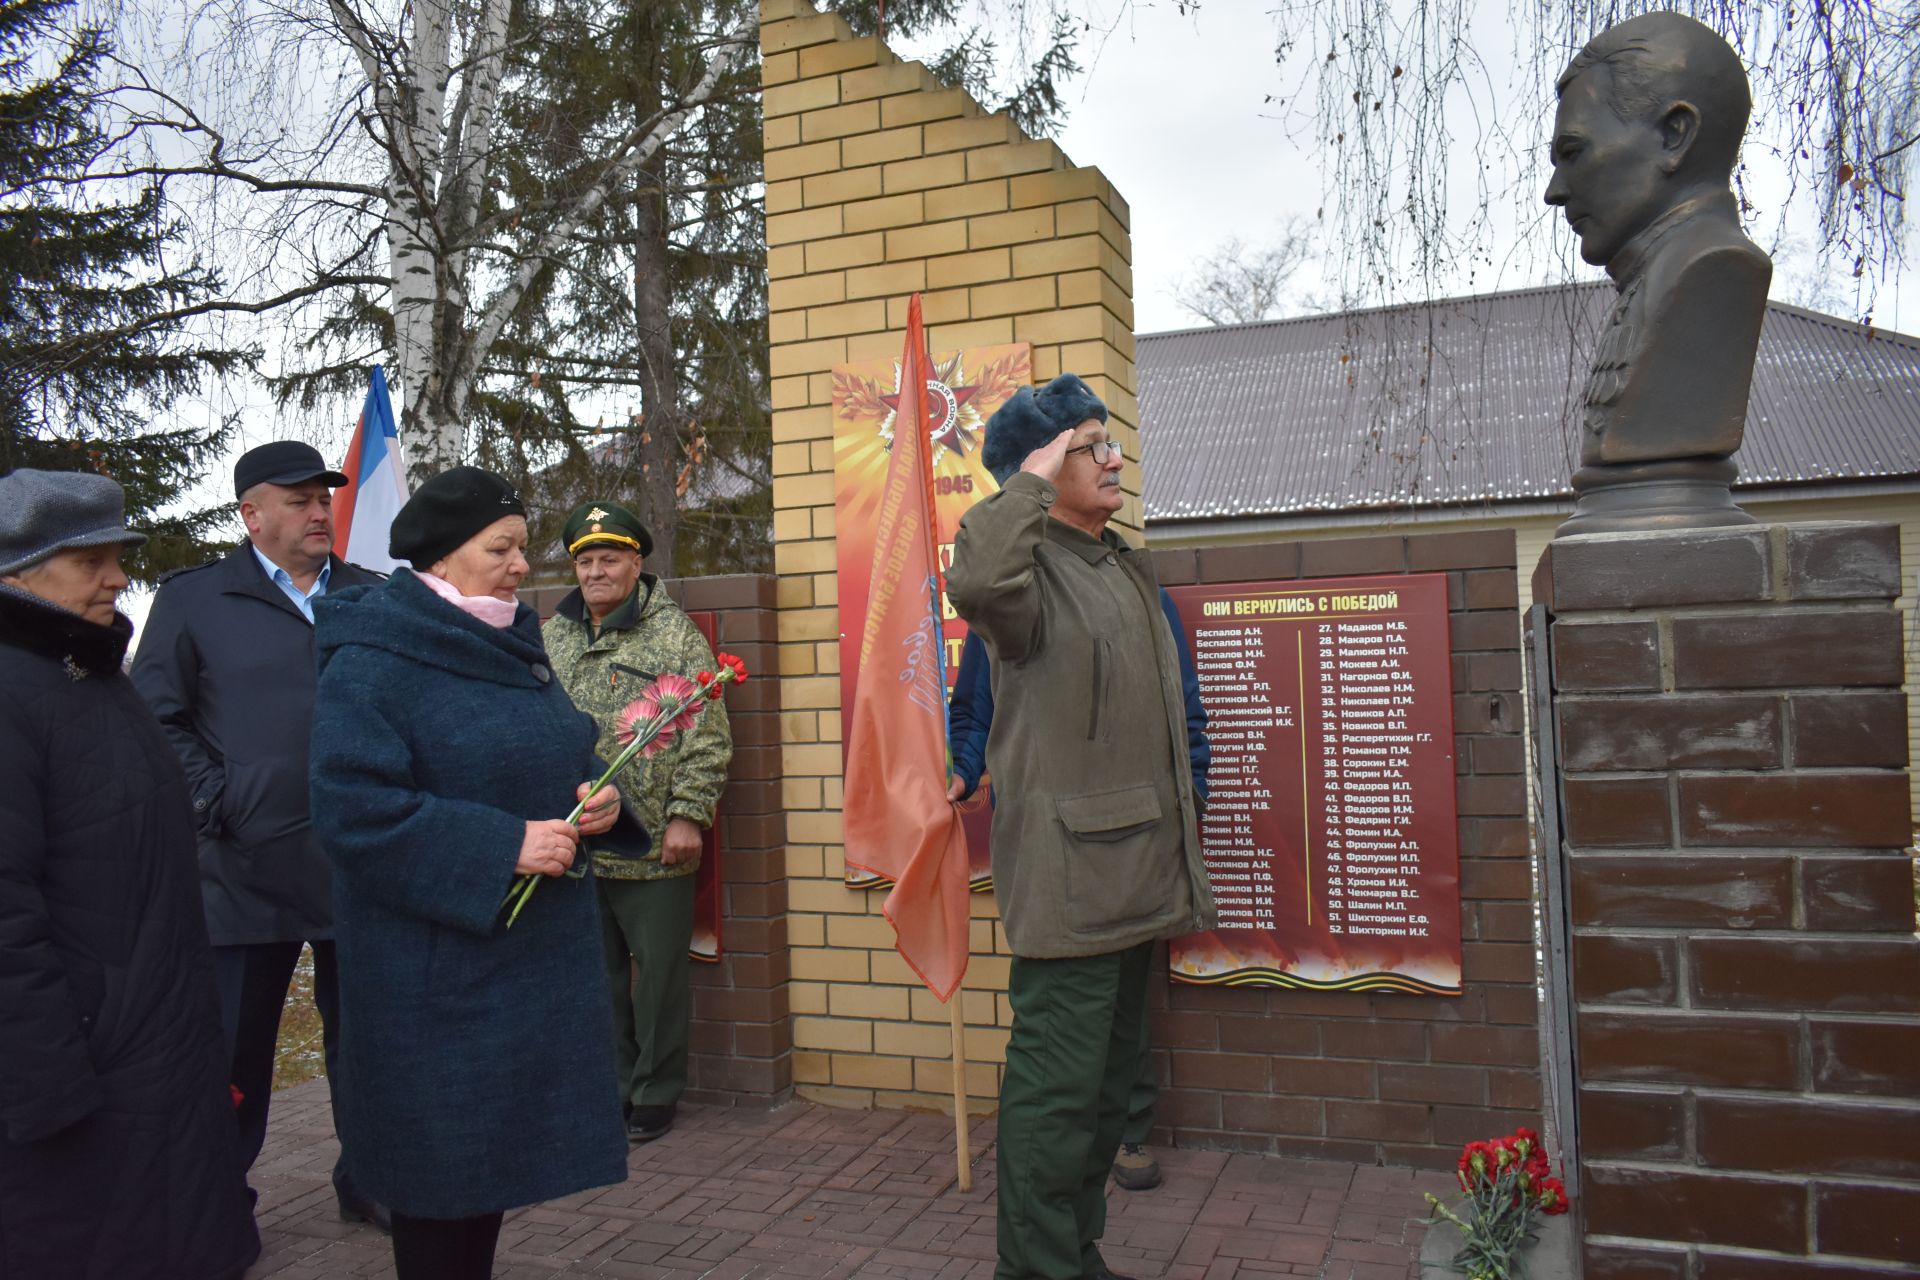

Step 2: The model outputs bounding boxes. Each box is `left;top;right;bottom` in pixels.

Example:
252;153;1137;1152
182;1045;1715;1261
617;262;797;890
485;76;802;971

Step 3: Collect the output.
543;499;730;1145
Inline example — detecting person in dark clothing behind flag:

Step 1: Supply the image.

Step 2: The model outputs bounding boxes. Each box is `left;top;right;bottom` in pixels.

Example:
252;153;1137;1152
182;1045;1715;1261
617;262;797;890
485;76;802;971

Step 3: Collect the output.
945;590;1209;1193
0;469;260;1280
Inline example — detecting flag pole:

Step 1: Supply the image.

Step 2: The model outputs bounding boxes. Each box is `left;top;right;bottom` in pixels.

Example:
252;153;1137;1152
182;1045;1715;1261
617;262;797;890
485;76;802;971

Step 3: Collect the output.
949;989;971;1191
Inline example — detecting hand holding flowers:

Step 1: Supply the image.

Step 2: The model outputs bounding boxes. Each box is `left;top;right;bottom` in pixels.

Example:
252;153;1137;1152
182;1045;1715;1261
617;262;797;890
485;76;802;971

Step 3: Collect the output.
500;653;749;926
515;819;580;878
574;780;622;836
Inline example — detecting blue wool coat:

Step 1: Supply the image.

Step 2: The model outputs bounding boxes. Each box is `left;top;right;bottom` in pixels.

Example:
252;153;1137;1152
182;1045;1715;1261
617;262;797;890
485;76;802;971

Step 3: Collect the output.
309;571;629;1218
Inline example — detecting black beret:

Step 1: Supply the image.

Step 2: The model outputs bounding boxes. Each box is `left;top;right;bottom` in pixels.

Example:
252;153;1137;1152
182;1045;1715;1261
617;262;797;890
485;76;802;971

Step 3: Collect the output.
389;466;527;568
981;373;1109;484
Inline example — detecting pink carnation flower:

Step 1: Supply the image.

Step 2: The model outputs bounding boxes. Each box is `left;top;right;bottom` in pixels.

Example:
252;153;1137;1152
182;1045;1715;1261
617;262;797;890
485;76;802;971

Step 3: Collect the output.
614;674;705;758
648;672;704;733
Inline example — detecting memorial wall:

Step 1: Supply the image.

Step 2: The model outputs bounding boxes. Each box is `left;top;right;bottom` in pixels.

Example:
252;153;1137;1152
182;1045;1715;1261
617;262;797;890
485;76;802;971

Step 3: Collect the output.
762;0;1544;1163
1168;575;1463;995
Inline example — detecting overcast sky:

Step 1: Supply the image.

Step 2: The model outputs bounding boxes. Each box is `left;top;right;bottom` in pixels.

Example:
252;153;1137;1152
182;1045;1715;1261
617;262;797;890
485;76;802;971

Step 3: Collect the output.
1026;0;1918;335
115;0;1917;640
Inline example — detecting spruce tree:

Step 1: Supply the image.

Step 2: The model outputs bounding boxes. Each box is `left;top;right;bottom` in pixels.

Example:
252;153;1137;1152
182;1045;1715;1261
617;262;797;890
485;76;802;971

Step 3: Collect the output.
0;0;252;578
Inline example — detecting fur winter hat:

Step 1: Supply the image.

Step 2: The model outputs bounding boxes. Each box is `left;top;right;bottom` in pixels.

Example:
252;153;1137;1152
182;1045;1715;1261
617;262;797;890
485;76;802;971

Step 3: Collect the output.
982;373;1109;485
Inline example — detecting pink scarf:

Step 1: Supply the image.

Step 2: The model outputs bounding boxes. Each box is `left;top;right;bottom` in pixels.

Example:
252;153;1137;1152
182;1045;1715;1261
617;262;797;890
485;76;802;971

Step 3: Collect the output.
413;570;519;628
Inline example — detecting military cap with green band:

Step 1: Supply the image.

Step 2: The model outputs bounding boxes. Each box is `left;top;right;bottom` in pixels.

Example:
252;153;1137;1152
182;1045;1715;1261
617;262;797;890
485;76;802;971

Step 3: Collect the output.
563;499;654;558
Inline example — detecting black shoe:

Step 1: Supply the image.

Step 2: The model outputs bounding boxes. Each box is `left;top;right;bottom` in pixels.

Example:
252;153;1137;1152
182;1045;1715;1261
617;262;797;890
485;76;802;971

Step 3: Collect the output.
1088;1267;1137;1280
337;1191;393;1234
627;1104;675;1143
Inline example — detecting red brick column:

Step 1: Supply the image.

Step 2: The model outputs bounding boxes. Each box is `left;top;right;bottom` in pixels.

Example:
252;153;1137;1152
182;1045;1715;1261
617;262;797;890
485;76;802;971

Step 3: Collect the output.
664;574;792;1104
1535;524;1918;1277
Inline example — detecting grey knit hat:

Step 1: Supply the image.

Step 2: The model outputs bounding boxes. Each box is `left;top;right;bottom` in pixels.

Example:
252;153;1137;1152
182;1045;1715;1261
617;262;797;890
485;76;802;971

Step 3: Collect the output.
0;469;148;577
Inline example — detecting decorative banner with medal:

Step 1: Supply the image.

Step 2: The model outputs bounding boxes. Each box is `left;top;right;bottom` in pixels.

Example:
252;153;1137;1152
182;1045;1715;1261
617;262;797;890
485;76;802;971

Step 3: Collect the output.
832;342;1033;889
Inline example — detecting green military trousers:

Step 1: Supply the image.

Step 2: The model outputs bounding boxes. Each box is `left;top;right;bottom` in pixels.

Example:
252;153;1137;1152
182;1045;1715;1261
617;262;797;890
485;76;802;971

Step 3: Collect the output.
1119;997;1156;1147
597;874;696;1109
996;941;1152;1280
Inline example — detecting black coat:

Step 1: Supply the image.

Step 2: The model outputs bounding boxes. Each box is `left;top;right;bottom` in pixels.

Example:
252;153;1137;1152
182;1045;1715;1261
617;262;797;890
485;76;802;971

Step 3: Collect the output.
0;584;259;1280
131;544;383;945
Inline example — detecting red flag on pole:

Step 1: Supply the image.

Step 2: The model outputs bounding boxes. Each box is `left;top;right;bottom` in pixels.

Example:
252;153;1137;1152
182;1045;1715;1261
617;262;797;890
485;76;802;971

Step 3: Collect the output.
843;293;971;1002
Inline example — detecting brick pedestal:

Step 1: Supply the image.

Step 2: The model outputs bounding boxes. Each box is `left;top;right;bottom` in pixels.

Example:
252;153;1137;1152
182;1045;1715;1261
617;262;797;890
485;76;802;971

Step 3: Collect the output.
1535;523;1918;1277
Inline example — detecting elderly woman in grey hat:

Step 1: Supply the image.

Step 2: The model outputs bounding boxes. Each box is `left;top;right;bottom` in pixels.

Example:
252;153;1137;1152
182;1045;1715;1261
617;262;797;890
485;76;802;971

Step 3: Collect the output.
0;469;260;1280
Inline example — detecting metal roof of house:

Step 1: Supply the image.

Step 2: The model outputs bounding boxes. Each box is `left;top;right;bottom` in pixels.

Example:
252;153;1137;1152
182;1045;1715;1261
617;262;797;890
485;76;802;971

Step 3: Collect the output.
1137;283;1920;525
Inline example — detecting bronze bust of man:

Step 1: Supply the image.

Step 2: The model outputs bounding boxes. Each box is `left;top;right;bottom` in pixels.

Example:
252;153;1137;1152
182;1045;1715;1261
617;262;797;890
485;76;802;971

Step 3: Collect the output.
1546;11;1771;536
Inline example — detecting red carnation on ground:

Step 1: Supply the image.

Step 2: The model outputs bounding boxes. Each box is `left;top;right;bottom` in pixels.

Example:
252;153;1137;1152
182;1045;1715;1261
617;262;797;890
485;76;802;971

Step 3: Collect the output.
1428;1129;1572;1275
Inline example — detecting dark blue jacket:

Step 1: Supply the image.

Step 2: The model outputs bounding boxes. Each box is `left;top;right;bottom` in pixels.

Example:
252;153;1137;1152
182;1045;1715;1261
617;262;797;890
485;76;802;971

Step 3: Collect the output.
132;545;384;945
309;571;629;1218
949;587;1209;805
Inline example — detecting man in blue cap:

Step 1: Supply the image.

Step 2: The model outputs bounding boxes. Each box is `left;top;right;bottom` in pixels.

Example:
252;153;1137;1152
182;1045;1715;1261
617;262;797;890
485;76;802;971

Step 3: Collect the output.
132;440;388;1229
947;375;1218;1280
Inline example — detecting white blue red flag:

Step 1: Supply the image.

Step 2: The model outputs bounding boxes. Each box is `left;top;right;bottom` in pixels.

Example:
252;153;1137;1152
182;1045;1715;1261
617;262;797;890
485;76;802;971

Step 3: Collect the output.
333;367;409;573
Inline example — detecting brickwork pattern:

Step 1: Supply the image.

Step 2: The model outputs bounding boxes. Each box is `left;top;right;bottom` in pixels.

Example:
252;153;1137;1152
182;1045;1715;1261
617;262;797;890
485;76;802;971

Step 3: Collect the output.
1535;522;1919;1277
526;574;792;1104
247;1079;1457;1279
761;0;1140;1109
1146;530;1543;1168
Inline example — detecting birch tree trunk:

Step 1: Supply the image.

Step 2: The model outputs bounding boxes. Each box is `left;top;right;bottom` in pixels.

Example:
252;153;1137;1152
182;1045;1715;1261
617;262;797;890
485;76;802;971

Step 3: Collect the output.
325;0;756;485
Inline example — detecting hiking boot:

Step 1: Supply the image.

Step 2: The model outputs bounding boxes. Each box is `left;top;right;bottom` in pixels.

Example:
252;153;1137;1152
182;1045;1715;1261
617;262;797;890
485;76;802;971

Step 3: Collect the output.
1111;1142;1161;1191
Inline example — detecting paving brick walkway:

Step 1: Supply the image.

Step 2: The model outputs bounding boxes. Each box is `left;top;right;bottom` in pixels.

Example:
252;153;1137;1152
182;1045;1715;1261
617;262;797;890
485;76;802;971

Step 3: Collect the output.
249;1081;1455;1279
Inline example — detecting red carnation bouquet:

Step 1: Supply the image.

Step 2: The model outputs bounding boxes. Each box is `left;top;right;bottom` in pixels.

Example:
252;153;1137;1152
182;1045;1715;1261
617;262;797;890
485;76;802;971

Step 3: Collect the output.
1422;1127;1568;1279
500;652;748;926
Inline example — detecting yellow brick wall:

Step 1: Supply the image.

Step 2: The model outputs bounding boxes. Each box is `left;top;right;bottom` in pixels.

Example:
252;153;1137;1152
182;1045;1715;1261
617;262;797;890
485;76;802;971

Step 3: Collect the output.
762;0;1138;1110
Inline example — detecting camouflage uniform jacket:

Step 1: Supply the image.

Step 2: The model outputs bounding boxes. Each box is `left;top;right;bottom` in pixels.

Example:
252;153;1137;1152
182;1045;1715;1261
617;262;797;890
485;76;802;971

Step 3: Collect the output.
543;576;731;881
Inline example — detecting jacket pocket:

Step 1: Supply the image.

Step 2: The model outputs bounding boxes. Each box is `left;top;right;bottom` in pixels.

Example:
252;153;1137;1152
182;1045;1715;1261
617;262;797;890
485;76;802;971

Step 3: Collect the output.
219;757;312;849
1055;783;1172;935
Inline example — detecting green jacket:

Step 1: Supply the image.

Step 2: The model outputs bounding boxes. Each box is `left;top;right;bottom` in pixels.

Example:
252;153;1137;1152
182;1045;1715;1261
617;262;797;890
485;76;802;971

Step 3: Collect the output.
543;576;731;881
946;472;1217;958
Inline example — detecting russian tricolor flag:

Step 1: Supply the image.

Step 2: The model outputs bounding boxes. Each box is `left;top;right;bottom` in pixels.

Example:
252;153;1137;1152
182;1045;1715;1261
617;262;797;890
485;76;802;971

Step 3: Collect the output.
333;367;410;573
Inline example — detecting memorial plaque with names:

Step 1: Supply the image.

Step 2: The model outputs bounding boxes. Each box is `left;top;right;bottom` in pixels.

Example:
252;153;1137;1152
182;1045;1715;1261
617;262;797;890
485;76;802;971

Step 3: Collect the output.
1167;574;1463;995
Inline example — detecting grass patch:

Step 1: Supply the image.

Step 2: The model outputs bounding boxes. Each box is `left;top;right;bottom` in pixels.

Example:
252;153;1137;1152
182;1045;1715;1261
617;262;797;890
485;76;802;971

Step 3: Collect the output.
272;946;328;1092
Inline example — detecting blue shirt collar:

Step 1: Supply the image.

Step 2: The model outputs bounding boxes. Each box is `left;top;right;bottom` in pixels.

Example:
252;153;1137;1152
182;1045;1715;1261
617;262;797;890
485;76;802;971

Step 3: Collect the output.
250;544;331;621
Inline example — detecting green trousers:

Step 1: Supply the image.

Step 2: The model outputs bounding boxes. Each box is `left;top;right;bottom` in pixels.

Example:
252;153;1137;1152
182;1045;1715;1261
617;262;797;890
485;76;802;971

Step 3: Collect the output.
1120;1007;1156;1147
596;874;696;1109
996;942;1152;1280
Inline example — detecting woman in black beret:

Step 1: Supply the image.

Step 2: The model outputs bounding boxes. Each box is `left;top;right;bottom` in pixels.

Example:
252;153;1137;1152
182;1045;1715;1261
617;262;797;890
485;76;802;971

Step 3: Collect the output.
309;466;639;1279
